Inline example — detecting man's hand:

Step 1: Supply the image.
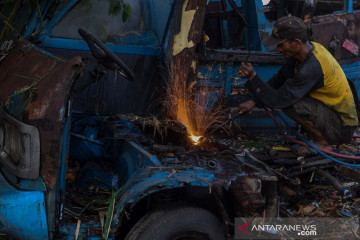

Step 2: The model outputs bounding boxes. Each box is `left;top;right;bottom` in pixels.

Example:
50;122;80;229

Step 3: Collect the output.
236;100;256;115
239;63;256;80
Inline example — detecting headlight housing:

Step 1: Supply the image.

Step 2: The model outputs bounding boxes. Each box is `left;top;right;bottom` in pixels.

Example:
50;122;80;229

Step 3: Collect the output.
0;109;40;179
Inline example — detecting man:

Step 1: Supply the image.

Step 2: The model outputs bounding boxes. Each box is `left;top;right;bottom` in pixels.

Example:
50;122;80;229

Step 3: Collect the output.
238;15;358;152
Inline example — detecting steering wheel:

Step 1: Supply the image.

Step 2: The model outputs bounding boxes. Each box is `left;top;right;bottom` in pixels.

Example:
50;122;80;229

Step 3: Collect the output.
78;28;135;81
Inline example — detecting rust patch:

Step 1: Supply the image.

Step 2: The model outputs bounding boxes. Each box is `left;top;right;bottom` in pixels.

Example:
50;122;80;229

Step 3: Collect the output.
0;41;83;190
168;0;206;88
229;176;265;216
312;13;360;61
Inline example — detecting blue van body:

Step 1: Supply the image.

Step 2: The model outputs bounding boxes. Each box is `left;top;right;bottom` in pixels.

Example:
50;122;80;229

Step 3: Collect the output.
0;0;359;239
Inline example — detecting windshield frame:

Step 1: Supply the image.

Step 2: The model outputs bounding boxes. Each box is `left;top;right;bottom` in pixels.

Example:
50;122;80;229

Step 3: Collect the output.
35;0;174;57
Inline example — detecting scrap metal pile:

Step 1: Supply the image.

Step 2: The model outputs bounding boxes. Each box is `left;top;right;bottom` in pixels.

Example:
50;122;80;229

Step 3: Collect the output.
134;115;360;218
62;114;360;236
248;138;360;219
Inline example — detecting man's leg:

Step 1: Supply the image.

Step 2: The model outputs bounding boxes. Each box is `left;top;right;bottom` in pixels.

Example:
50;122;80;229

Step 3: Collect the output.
283;110;333;151
282;96;348;151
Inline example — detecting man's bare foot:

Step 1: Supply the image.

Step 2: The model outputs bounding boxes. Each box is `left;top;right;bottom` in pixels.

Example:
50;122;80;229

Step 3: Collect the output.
292;145;317;156
314;143;333;152
293;142;333;156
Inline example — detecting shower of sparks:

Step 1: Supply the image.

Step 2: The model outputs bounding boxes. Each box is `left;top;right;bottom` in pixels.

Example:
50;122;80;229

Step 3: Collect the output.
165;59;226;145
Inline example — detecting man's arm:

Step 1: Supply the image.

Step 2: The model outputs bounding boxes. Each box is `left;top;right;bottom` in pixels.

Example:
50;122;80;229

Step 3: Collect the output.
239;61;323;109
266;60;296;89
238;59;295;89
236;99;256;114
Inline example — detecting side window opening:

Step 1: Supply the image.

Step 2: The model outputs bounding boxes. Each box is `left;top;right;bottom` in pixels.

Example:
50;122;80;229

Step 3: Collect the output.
204;2;246;49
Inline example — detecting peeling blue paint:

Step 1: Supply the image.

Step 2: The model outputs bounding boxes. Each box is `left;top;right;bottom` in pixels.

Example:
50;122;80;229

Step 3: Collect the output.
0;172;48;240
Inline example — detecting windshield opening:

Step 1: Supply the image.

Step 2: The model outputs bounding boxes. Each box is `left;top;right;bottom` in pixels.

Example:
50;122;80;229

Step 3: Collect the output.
51;0;147;43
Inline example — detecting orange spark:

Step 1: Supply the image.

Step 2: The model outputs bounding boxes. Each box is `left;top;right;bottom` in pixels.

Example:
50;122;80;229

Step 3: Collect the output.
165;59;226;144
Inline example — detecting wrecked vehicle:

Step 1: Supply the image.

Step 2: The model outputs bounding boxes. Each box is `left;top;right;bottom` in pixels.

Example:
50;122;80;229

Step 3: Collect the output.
0;0;360;239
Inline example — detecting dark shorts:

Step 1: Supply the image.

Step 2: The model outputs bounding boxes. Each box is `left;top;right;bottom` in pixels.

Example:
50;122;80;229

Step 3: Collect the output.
284;96;357;145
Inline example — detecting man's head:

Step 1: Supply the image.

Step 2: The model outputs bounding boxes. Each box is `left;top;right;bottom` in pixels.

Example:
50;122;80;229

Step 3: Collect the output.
263;15;309;58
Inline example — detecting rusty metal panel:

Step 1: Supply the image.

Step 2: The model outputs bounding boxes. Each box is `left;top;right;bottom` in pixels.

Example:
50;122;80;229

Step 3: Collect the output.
312;13;360;61
0;41;83;189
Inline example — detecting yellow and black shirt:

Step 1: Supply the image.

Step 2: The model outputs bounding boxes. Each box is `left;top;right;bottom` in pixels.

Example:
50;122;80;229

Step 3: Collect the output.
245;42;358;126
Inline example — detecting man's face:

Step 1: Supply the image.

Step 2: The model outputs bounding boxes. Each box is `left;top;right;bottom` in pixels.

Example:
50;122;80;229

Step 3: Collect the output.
276;39;301;58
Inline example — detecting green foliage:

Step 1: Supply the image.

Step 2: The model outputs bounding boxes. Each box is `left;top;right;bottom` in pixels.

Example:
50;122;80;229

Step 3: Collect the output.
103;190;115;240
84;0;94;10
0;0;43;40
122;2;131;22
0;0;20;40
107;0;132;22
109;0;121;16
